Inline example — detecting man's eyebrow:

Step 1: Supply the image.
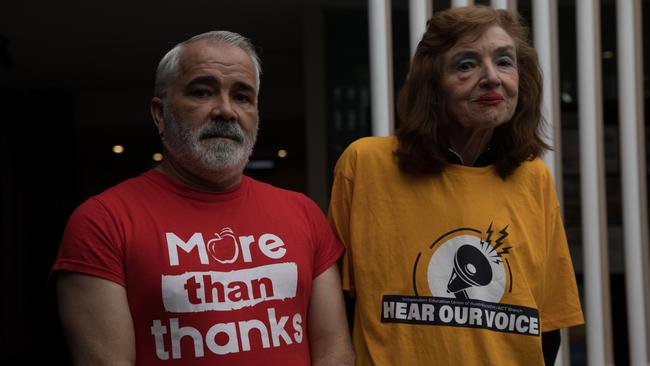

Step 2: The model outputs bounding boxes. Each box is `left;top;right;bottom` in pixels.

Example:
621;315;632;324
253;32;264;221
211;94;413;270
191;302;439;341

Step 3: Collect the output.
232;81;256;94
185;75;219;89
184;76;256;94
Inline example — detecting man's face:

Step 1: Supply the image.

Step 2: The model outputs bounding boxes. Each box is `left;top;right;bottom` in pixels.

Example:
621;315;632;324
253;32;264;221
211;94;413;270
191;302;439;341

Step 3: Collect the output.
440;25;519;131
158;40;259;174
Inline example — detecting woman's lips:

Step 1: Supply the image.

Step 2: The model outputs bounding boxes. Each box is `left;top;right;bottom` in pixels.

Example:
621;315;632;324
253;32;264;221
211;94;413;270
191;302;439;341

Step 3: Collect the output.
474;92;504;106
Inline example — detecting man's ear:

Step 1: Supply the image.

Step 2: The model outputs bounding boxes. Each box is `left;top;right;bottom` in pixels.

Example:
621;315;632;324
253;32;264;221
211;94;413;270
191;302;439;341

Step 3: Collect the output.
151;97;165;137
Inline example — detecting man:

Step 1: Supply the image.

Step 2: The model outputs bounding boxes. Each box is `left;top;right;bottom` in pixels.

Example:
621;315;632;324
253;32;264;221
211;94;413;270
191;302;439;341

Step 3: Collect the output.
53;31;354;366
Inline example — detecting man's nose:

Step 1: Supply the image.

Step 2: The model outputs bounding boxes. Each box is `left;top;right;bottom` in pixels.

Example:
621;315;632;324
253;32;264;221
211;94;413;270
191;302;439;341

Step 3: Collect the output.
210;94;236;120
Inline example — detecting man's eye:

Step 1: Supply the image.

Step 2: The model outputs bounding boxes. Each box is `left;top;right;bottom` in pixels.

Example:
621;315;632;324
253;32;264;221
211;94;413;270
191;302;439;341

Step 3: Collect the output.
191;89;213;97
234;94;252;103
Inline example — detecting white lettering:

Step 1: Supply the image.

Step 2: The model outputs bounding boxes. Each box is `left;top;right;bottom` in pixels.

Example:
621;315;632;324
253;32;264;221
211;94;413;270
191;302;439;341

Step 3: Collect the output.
150;320;169;360
515;314;529;333
258;234;286;259
469;307;482;326
267;308;292;346
439;305;453;323
485;310;496;327
407;303;421;320
150;309;303;359
508;313;516;331
166;233;208;266
205;323;239;355
495;313;508;330
162;263;298;312
239;319;270;351
396;302;407;319
170;318;204;359
238;235;255;262
529;316;539;335
293;314;303;343
383;301;395;318
454;306;468;324
422;304;435;321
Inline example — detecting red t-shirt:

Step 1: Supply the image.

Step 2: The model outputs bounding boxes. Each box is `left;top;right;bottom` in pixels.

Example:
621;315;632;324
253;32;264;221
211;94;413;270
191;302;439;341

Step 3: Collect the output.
53;170;343;365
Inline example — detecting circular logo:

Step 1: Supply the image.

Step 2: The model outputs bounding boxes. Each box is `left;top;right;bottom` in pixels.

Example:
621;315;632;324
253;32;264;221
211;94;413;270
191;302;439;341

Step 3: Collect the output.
413;225;512;303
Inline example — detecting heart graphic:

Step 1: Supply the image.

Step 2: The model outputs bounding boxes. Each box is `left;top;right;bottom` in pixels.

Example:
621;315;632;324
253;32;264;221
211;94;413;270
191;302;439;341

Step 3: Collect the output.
207;227;239;264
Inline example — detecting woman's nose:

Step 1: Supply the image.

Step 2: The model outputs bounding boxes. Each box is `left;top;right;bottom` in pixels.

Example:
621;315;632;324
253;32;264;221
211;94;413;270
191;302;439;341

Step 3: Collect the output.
480;62;501;88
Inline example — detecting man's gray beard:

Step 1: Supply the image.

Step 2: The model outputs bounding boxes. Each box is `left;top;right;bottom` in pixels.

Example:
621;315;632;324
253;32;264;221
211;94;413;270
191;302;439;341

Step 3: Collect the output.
161;106;257;174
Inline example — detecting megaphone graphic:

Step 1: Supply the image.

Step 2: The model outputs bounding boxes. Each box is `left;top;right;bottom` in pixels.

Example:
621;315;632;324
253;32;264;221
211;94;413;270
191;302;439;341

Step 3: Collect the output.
447;244;493;299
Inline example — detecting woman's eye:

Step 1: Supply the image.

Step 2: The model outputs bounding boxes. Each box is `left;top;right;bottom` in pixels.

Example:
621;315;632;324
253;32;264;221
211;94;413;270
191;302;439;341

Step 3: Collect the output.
497;56;515;68
457;60;476;72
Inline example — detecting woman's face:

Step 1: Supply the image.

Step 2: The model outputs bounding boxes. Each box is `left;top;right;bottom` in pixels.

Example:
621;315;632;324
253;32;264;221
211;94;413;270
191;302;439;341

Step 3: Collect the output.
440;25;519;131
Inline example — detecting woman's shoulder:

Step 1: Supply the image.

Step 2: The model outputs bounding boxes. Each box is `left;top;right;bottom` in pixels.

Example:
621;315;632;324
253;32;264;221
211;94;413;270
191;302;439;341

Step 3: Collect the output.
347;135;396;152
335;136;398;175
515;157;555;187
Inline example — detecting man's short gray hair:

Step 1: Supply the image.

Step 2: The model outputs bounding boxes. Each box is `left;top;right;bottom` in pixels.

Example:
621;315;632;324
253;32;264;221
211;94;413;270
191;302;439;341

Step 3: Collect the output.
154;31;262;98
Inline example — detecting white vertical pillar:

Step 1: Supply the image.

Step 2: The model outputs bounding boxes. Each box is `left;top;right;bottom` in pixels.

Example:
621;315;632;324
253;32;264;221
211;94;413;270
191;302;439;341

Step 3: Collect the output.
533;3;571;365
490;0;516;11
368;0;394;136
576;1;614;365
616;1;650;365
535;0;563;194
451;0;473;8
408;0;432;58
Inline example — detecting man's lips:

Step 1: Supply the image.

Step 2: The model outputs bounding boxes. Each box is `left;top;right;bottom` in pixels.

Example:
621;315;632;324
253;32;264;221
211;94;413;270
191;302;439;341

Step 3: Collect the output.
200;133;242;143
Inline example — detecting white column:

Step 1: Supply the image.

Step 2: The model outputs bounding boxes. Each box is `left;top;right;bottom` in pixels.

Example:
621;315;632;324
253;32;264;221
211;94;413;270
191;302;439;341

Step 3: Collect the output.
533;3;571;365
408;0;432;58
368;0;394;136
617;1;650;365
576;1;614;365
451;0;473;8
535;0;562;194
490;0;516;11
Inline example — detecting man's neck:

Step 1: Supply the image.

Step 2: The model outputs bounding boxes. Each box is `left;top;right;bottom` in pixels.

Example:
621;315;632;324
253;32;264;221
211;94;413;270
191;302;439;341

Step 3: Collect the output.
157;160;243;192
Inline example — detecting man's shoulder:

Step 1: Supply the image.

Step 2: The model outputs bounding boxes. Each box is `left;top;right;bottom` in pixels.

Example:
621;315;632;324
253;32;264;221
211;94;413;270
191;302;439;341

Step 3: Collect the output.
247;177;307;200
93;171;156;200
246;177;320;211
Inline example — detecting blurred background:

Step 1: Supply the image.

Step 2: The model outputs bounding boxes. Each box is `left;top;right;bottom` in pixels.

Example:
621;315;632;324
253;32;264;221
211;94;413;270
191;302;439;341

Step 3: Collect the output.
1;0;649;364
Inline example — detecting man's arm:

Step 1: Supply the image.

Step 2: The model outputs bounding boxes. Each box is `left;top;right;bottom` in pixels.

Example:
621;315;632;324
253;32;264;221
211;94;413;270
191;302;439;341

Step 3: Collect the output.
56;272;136;366
308;264;355;366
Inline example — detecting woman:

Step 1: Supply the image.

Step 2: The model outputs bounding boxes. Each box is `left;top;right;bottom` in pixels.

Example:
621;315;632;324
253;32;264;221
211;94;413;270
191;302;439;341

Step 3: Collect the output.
328;6;583;365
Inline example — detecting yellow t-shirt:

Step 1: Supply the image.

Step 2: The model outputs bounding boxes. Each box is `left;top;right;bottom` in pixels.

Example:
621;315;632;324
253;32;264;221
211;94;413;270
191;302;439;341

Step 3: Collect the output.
328;136;584;366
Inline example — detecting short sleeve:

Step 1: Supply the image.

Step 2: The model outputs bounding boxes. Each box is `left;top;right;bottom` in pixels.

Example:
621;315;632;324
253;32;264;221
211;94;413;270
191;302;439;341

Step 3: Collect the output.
539;203;584;331
327;153;356;295
304;197;345;278
52;198;126;287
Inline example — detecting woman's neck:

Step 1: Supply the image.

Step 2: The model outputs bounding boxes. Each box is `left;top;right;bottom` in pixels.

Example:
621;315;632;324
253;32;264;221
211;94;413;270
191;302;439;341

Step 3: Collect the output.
448;127;494;166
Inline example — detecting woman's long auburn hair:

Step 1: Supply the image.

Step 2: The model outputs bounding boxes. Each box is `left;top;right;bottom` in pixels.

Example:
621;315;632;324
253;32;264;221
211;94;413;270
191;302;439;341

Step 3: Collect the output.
394;5;549;179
